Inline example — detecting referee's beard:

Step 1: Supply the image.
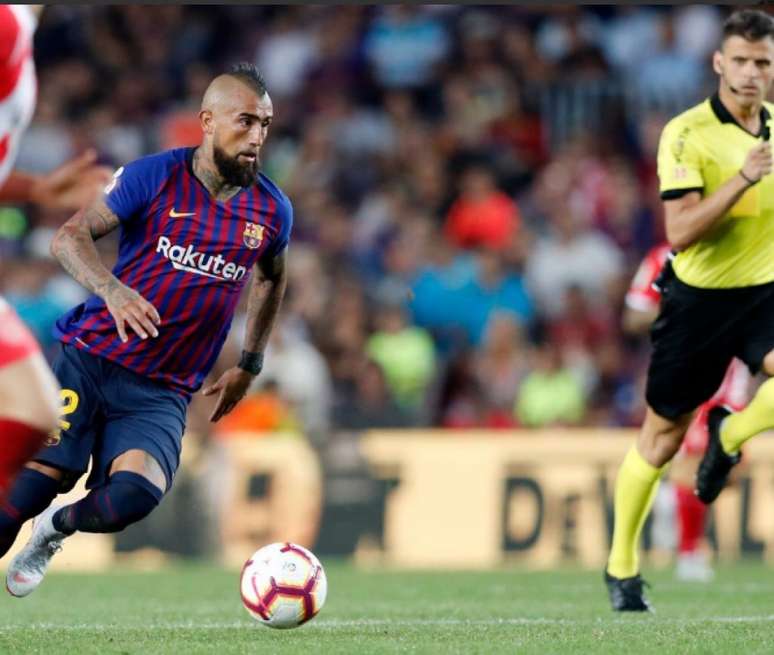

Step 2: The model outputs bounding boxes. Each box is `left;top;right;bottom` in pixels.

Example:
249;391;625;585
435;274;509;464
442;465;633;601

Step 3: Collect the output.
213;145;260;188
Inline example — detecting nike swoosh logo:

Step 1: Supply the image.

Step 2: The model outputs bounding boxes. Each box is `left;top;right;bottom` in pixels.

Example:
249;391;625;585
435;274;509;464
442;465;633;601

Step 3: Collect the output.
169;208;196;218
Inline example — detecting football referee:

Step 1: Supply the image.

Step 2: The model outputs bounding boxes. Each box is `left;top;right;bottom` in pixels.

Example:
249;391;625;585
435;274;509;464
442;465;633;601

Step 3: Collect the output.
605;9;774;612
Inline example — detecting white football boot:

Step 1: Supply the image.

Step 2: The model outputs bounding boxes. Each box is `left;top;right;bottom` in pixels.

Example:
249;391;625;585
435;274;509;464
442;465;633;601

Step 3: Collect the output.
6;505;67;597
675;551;714;583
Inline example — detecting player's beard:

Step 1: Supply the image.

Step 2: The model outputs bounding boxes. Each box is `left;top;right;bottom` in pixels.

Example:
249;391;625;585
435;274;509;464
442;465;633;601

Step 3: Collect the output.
213;145;260;188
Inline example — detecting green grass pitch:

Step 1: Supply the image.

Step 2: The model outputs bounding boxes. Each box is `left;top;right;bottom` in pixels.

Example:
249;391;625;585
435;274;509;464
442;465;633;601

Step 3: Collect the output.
1;561;773;654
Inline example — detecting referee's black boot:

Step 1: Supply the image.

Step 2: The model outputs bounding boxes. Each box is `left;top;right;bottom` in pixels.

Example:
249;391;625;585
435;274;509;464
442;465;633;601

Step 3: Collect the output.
695;405;740;504
604;571;653;612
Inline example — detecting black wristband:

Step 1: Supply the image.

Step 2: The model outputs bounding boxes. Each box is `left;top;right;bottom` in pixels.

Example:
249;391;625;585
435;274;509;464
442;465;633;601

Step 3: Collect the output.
740;169;758;186
238;350;264;375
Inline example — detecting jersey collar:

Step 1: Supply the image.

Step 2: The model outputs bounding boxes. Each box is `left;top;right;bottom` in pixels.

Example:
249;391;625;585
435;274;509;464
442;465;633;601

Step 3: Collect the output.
710;92;771;139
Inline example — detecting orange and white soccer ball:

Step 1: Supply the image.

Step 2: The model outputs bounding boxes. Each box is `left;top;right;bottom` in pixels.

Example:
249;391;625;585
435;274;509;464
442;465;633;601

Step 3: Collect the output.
240;542;327;629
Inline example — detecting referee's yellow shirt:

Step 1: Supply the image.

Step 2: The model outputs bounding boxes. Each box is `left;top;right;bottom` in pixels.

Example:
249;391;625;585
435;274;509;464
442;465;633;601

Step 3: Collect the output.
658;93;774;288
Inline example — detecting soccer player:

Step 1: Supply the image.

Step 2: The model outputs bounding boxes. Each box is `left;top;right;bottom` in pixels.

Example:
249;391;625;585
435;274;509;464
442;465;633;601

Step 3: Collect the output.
0;62;291;597
605;8;774;611
623;244;751;582
1;4;111;497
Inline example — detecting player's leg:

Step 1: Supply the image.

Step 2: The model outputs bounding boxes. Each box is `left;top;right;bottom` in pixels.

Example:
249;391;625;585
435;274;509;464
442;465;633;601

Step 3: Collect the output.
696;379;774;503
718;360;774;455
697;297;774;502
674;481;712;581
4;344;100;596
605;408;692;611
675;480;706;554
6;353;182;596
606;271;735;609
10;450;167;597
6;452;167;597
51;449;165;536
0;463;62;558
607;408;691;576
670;410;713;581
49;365;186;538
0;300;61;495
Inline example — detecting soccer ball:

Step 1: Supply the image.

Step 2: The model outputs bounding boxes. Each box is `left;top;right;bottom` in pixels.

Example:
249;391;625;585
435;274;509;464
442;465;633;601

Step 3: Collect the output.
239;542;327;629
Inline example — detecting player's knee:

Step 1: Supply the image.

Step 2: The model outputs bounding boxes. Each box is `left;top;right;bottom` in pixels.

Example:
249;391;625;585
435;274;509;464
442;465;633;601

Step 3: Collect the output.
101;471;163;532
659;438;683;464
639;410;689;467
641;438;681;468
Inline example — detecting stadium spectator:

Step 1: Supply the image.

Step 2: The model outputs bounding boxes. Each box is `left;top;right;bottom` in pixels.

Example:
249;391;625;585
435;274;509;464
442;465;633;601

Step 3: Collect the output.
525;198;625;318
444;165;521;251
514;339;586;428
366;301;436;414
363;6;450;90
333;359;411;431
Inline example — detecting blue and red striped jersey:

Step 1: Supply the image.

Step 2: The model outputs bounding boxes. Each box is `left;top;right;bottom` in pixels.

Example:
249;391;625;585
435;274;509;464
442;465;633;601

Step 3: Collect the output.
53;147;293;398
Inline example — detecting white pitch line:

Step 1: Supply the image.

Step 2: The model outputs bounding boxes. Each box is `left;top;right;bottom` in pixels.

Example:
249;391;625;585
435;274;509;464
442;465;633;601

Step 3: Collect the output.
313;616;774;627
2;616;774;631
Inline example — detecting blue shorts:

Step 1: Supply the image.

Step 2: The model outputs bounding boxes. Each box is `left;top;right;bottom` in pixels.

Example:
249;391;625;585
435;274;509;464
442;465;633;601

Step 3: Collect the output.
35;343;188;493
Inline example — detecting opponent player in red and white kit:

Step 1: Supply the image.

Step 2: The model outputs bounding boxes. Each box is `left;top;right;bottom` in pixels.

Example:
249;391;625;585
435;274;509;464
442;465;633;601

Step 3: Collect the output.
624;244;751;581
0;5;111;496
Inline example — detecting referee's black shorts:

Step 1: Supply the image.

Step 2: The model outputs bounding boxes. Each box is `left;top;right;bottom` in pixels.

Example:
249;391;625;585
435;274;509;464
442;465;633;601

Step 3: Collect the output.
646;262;774;420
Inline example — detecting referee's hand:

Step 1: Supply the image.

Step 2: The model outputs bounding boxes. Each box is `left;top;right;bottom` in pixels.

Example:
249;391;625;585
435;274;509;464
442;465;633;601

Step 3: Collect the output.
741;141;773;184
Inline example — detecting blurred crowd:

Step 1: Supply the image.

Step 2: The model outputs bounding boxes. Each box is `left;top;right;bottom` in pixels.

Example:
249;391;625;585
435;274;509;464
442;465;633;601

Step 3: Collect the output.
1;5;729;441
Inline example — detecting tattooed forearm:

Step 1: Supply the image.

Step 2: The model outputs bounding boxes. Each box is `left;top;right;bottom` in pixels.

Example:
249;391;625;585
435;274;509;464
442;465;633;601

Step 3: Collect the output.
50;202;122;300
242;251;288;354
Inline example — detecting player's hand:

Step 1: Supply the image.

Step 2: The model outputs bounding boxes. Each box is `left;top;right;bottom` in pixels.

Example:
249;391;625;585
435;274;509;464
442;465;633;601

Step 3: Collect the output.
202;367;255;422
103;281;161;342
741;141;773;184
31;149;113;211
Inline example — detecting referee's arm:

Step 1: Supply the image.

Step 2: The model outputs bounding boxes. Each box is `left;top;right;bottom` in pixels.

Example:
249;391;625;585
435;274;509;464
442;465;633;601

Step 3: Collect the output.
665;141;772;250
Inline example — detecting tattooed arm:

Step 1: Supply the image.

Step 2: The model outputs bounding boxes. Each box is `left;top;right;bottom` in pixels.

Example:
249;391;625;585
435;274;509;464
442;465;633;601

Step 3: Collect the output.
242;248;288;354
203;249;288;422
50;198;121;296
50;198;160;342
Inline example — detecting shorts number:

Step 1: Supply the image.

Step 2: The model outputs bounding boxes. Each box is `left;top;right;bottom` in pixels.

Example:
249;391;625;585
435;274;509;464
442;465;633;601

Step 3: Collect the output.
58;389;80;431
47;388;79;447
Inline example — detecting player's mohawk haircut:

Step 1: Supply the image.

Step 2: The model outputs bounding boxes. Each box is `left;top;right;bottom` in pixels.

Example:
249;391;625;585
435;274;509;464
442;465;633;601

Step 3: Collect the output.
227;62;268;97
723;9;774;43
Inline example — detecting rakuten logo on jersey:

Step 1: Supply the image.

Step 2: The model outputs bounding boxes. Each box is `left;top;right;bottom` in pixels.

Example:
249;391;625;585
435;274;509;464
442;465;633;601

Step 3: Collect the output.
156;236;247;281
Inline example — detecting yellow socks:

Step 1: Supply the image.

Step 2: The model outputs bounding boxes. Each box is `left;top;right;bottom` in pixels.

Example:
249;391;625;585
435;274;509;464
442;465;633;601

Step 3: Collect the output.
605;374;774;581
720;377;774;455
607;444;665;579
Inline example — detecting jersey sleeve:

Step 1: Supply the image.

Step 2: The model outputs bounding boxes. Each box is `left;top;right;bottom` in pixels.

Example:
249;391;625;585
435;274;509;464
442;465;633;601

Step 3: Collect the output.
625;256;660;313
657;119;705;200
266;195;293;258
103;155;167;224
625;244;672;313
0;6;22;68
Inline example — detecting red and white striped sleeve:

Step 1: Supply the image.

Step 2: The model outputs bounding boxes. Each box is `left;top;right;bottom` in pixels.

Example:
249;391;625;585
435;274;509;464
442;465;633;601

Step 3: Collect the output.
0;5;38;187
624;244;672;313
0;5;33;99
